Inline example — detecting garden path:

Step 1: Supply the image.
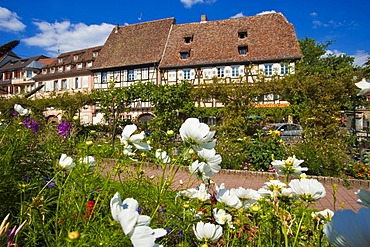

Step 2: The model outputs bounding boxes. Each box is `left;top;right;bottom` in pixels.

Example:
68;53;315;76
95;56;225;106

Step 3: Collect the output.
136;164;370;212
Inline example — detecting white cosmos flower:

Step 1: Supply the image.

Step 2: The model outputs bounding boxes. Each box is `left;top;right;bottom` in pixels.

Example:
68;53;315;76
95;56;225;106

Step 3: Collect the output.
289;179;326;202
258;180;287;197
313;209;334;222
197;148;222;174
193;221;223;243
189;160;214;180
324;207;370;247
179;118;216;150
80;156;96;168
216;183;242;209
120;124;151;151
155;149;170;164
130;225;167;247
59;154;76;170
356;189;370;207
110;193;139;235
14;104;29;116
281;188;296;198
271;155;307;176
231;187;261;209
110;193;166;246
213;208;232;226
178;183;211;202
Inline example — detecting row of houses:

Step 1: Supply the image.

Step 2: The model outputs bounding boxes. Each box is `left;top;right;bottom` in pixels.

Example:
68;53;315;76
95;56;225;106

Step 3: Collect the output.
0;12;302;124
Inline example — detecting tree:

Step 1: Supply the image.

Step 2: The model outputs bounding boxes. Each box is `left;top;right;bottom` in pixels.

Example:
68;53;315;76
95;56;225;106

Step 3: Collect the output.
148;81;194;132
363;56;370;79
91;81;138;145
265;37;360;138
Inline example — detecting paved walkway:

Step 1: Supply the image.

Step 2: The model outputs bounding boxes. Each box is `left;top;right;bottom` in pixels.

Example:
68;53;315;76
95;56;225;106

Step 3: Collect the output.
138;164;370;212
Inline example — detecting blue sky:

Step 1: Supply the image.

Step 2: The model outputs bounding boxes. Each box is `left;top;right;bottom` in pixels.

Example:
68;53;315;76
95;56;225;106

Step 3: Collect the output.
1;0;369;66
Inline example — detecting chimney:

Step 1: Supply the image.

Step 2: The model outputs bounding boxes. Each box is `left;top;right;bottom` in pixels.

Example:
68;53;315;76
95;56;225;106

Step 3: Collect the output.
114;24;119;33
200;14;207;23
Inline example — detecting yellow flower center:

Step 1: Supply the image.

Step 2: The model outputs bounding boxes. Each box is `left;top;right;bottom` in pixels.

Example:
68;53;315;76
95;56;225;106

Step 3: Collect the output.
68;231;80;240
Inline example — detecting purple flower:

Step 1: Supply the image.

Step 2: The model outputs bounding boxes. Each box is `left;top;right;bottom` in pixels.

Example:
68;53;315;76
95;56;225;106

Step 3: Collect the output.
58;120;72;139
42;176;55;188
23;117;40;133
158;208;166;213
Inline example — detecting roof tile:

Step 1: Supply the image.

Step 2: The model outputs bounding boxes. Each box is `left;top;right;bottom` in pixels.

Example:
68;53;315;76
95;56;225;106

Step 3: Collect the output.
92;18;175;69
160;12;302;68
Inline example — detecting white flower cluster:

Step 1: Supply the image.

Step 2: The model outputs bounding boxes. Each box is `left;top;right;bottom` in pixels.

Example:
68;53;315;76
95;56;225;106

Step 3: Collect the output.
180;118;221;181
119;124;151;155
59;154;96;170
110;192;166;247
271;155;308;177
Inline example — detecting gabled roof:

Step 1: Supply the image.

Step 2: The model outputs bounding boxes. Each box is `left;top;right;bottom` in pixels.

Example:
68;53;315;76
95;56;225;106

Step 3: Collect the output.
0;55;48;72
34;46;102;81
92;18;175;70
45;45;103;68
159;12;302;68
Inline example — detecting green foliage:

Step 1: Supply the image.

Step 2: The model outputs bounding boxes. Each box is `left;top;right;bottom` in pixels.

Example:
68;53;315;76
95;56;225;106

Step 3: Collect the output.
287;136;352;177
262;38;359;138
242;131;287;171
149;81;194;132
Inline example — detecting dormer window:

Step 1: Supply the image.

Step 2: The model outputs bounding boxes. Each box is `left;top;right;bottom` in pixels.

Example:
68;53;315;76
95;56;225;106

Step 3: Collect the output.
92;51;98;58
58;58;63;63
73;55;79;61
180;50;190;60
238;31;248;39
184;35;193;43
238;46;248;55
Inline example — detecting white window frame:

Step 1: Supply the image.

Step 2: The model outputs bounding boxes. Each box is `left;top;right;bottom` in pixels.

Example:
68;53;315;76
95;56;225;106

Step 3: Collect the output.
142;68;148;80
217;67;225;78
264;64;273;76
183;69;191;80
128;70;135;81
280;63;290;75
231;66;239;77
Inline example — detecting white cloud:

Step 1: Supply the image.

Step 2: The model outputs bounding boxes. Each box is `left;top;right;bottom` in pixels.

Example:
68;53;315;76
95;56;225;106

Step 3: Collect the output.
230;12;244;19
325;49;369;67
22;20;114;57
180;0;216;8
352;50;369;67
324;49;345;57
0;6;26;32
310;12;356;29
256;10;277;16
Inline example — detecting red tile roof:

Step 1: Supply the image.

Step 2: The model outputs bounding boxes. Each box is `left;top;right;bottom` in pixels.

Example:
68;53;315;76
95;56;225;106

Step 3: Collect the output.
160;12;302;68
39;58;57;66
34;46;102;81
92;18;175;70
